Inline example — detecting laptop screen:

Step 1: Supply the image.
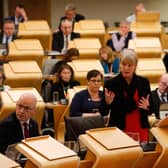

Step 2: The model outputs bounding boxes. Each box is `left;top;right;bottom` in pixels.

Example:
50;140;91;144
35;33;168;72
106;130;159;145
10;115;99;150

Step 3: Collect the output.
0;44;8;55
159;103;168;119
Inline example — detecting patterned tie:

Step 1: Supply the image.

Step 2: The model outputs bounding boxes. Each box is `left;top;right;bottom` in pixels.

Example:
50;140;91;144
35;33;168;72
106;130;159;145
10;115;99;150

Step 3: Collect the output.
23;122;29;138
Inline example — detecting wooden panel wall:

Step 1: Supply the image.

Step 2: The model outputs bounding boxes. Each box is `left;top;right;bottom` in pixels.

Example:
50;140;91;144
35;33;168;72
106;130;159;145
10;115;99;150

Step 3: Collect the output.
8;0;51;26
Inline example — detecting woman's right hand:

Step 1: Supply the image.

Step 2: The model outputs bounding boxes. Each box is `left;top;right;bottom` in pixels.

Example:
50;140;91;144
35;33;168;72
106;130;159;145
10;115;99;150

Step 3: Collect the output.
105;88;115;105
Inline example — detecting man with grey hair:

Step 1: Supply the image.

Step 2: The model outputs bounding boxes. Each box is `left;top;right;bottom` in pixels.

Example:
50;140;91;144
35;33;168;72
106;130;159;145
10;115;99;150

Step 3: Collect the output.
59;3;85;29
0;93;39;154
150;73;168;119
52;19;80;53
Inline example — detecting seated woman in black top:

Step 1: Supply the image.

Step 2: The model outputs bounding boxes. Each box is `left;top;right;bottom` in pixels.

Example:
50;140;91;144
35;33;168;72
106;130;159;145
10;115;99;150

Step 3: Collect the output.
70;69;106;117
51;63;80;103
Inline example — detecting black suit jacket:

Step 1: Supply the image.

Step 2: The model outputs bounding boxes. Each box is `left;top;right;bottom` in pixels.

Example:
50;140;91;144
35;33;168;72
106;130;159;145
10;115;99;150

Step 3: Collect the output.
102;73;151;130
60;13;85;23
0;113;39;154
8;16;25;24
0;32;17;44
52;31;80;52
150;89;162;119
59;13;85;30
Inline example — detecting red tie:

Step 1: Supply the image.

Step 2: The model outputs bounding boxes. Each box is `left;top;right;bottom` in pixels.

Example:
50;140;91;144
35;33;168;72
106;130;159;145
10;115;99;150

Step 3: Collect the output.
23;122;29;138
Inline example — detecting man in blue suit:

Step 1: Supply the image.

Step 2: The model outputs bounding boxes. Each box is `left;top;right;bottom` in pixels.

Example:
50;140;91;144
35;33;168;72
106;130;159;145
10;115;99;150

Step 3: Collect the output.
0;93;39;154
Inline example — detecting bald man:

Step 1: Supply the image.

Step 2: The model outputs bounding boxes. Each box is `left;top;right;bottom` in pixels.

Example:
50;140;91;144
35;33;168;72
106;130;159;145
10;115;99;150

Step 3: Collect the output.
0;93;39;154
150;73;168;119
52;19;80;53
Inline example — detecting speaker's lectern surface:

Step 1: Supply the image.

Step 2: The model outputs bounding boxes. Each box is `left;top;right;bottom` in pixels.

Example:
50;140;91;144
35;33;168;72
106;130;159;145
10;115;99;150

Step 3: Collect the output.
16;135;79;168
79;127;143;168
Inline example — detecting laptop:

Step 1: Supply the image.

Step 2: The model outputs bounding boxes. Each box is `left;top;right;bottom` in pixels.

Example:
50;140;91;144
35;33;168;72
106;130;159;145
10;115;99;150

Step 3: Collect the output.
0;43;8;56
159;103;168;120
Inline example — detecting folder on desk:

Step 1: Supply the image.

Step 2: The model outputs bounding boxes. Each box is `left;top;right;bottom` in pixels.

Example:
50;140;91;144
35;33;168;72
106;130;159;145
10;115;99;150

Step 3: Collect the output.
21;135;76;161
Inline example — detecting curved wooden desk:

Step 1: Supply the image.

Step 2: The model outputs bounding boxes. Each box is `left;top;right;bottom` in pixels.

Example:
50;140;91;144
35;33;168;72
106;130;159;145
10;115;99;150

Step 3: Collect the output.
45;103;67;141
0;153;21;168
16;136;79;168
136;58;165;83
79;127;143;168
3;61;42;92
68;38;101;59
18;20;52;50
74;20;105;46
151;126;168;168
6;39;45;68
128;37;162;58
0;88;45;132
68;60;103;85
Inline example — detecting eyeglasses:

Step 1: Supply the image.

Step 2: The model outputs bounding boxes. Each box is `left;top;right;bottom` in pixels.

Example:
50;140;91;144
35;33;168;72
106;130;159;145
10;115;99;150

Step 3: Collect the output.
89;79;102;84
16;104;33;112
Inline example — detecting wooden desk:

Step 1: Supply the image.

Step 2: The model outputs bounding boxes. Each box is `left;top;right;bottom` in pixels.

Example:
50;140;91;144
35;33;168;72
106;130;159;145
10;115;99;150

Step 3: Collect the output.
136;58;165;83
74;20;105;45
128;37;162;58
131;22;161;37
151;127;168;168
79;127;143;168
16;136;79;168
45;103;67;141
0;88;45;131
18;20;52;50
68;59;103;85
69;38;101;59
0;153;21;168
3;61;42;92
6;39;45;68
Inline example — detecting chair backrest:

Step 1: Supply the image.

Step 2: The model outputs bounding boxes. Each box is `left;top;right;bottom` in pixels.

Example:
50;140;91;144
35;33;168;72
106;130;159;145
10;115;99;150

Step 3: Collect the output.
41;80;52;102
64;116;105;141
42;59;59;75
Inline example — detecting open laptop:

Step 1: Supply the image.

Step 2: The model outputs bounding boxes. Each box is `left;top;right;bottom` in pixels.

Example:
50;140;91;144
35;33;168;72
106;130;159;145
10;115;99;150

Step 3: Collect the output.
159;103;168;120
0;43;8;56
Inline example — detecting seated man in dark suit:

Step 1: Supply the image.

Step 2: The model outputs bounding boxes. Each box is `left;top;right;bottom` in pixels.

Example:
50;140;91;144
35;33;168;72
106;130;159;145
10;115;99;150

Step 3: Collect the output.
52;19;80;54
59;3;85;30
0;93;40;154
150;73;168;119
0;19;16;44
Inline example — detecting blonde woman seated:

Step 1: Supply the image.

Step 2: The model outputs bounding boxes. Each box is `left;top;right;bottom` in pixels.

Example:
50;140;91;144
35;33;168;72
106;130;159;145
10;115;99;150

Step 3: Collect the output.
99;46;119;74
70;70;108;117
